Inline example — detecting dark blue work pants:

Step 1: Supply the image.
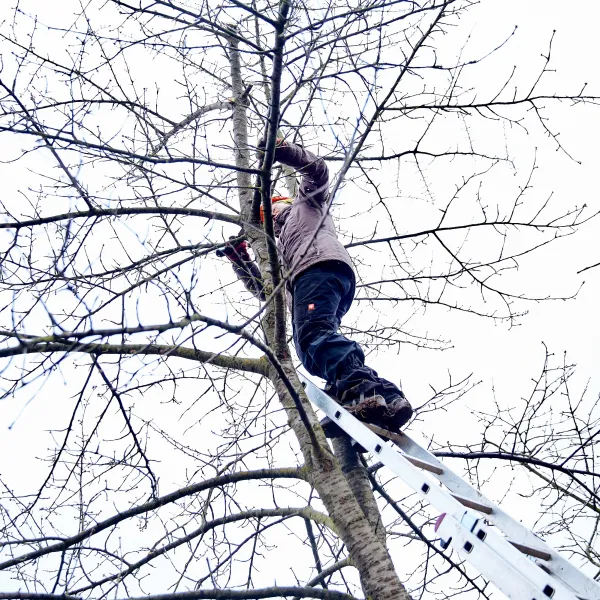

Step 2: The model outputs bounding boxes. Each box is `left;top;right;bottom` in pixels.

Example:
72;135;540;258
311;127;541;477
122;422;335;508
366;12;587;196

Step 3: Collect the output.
292;262;401;402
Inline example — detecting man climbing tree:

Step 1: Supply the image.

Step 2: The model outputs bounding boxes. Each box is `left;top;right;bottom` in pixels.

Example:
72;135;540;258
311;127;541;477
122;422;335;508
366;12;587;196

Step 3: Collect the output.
218;138;413;434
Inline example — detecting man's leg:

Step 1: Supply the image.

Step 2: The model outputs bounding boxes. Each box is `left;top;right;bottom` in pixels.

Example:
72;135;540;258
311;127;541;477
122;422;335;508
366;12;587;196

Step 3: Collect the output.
293;263;363;385
293;263;412;430
332;286;413;429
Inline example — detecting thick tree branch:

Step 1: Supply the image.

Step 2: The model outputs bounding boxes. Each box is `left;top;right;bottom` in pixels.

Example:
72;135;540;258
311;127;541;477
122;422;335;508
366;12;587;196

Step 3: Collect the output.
0;205;241;230
0;588;357;600
0;340;269;375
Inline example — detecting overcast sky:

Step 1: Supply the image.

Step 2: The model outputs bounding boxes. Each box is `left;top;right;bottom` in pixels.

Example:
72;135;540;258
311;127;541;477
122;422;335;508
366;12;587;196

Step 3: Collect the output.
0;1;599;597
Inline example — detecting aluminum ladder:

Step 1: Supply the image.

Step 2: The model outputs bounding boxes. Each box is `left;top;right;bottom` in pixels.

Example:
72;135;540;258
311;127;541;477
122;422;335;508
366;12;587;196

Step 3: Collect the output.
298;373;600;600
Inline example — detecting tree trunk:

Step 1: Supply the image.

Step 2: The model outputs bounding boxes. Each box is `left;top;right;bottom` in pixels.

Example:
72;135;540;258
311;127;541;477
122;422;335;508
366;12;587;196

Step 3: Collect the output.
332;436;386;547
228;32;410;600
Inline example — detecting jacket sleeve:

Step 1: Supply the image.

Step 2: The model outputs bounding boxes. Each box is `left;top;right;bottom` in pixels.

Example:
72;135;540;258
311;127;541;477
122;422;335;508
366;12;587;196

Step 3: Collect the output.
274;142;329;206
230;260;266;302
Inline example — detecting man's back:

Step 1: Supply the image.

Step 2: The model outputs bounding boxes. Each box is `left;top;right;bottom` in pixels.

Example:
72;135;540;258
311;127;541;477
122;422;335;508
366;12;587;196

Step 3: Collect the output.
274;141;354;285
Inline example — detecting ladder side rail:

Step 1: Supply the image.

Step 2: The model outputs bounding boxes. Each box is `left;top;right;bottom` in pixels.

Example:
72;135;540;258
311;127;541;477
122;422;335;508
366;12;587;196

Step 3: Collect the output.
435;516;580;600
299;375;586;600
299;374;600;600
384;428;600;599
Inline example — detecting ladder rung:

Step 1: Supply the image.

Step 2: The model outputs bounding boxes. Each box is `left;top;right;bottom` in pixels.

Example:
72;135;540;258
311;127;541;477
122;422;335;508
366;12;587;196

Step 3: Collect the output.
364;423;404;442
405;455;444;475
363;423;444;474
451;493;493;514
510;540;552;562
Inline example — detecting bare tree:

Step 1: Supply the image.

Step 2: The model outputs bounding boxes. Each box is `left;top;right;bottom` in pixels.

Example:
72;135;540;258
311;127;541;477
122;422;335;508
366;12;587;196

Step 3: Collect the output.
0;1;598;599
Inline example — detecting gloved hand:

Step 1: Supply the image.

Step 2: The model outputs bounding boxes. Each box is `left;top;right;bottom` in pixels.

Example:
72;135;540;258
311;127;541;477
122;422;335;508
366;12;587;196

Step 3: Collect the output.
215;237;251;262
215;236;266;301
257;135;286;155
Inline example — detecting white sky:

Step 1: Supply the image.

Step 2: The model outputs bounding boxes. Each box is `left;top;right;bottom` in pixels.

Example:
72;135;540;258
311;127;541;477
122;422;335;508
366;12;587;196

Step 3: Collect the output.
0;0;599;598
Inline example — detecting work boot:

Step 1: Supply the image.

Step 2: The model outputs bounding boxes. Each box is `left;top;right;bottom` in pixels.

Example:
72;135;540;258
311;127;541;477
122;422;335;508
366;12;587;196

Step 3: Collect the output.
342;382;413;432
320;385;387;438
382;393;413;430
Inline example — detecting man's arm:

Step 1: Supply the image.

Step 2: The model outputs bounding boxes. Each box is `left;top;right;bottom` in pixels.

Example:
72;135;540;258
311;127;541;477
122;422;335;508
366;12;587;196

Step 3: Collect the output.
216;239;266;301
274;140;329;206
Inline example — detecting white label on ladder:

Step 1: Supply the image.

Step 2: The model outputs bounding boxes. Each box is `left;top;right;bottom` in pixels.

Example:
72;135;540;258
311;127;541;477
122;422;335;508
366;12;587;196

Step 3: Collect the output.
298;373;600;600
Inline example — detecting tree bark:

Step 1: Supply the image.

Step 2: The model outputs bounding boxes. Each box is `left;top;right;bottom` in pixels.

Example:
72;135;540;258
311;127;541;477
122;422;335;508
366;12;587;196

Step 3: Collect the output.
332;437;386;547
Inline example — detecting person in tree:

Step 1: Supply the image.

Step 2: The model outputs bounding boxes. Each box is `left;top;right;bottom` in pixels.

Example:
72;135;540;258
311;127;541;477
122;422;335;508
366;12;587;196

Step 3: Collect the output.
217;138;413;435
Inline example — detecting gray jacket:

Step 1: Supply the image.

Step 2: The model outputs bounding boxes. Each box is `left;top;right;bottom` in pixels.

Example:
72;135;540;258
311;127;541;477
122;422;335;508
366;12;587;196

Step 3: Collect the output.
228;142;354;300
275;142;355;288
